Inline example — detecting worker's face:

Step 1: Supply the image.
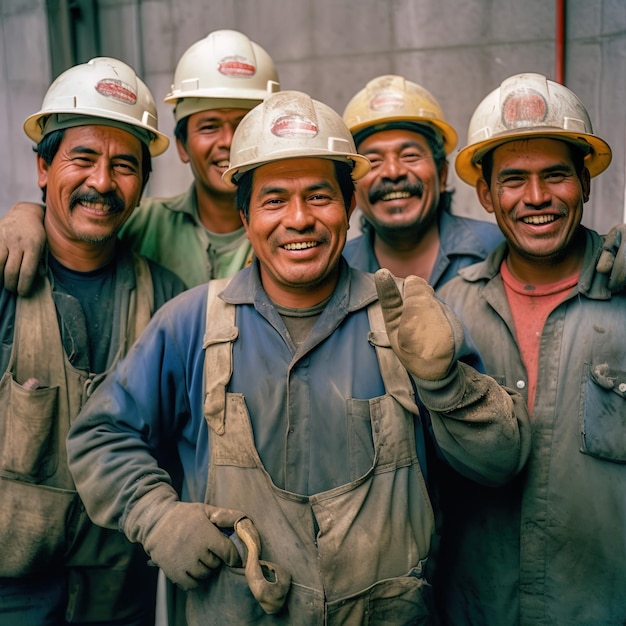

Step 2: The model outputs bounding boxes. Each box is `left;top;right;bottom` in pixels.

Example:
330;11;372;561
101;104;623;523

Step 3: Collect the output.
38;124;144;246
242;158;355;307
177;108;249;198
354;129;446;235
477;137;590;264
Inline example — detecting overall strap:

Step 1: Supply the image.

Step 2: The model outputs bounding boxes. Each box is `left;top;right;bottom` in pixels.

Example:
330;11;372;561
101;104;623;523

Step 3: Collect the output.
203;278;238;436
126;252;154;350
12;274;64;387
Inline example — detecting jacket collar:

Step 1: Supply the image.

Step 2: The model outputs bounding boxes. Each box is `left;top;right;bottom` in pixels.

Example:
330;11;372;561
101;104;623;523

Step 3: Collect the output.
163;184;198;218
221;257;379;314
457;226;611;300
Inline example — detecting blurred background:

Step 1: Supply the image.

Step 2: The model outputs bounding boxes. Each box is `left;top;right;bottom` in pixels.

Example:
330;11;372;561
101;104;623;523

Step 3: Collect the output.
1;0;625;233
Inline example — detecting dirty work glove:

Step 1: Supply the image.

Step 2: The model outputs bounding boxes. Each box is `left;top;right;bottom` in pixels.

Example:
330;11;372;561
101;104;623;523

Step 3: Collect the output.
124;484;243;590
0;202;46;296
375;268;464;381
596;224;626;294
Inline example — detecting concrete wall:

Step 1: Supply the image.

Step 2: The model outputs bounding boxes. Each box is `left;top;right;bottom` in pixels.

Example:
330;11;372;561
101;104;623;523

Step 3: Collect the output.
2;0;625;233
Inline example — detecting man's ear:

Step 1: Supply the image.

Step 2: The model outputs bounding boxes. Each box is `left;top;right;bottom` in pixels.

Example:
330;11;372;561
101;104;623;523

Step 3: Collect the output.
582;167;591;203
476;177;495;215
175;137;190;164
36;155;49;191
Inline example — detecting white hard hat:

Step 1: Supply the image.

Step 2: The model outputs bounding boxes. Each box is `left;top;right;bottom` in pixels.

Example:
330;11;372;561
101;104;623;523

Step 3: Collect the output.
456;72;612;185
23;57;169;156
222;90;371;187
343;74;458;154
164;30;280;121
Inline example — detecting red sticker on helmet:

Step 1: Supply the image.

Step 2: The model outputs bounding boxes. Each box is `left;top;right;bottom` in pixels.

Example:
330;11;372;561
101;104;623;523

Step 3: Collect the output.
272;115;318;138
96;79;138;105
218;56;256;77
502;90;548;128
369;92;405;112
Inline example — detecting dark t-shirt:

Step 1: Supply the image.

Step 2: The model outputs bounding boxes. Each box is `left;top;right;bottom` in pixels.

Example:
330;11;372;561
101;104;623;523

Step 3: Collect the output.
0;247;185;375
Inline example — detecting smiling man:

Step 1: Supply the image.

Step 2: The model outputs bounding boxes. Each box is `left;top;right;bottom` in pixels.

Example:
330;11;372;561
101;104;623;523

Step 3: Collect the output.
0;30;280;293
0;58;185;625
435;73;626;625
66;90;530;625
342;75;504;288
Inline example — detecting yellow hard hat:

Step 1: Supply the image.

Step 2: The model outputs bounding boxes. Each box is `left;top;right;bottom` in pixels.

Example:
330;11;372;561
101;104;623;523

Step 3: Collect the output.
23;57;169;156
164;30;280;121
455;72;612;186
342;74;458;154
223;90;371;187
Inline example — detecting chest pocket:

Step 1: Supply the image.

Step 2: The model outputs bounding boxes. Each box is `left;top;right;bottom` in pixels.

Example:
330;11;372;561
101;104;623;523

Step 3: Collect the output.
580;362;626;463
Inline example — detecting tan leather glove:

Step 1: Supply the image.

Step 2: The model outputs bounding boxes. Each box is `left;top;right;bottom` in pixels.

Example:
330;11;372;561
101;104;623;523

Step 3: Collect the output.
0;202;46;295
374;268;464;381
597;224;626;294
124;485;243;591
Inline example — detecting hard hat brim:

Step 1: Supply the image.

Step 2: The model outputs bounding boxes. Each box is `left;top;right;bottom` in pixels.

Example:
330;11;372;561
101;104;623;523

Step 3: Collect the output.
455;129;612;186
222;152;371;188
23;110;170;157
350;118;458;155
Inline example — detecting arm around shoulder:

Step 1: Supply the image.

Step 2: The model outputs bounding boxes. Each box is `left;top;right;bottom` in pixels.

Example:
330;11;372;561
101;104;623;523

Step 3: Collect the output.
0;201;46;295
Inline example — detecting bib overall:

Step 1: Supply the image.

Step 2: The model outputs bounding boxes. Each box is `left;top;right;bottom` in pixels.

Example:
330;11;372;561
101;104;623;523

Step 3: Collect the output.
186;279;437;625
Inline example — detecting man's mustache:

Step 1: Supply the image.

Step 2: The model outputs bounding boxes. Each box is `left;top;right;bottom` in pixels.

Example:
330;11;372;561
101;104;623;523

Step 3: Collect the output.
368;180;424;204
69;190;125;213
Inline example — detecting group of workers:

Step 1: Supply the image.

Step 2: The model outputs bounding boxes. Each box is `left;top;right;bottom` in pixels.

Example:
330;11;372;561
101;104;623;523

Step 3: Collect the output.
0;26;625;626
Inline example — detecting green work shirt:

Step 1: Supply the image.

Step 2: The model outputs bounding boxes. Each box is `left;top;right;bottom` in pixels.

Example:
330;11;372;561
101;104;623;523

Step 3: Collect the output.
118;184;253;288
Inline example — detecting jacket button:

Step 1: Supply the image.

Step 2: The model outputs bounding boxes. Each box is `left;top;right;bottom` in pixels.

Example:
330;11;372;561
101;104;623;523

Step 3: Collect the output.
516;380;526;389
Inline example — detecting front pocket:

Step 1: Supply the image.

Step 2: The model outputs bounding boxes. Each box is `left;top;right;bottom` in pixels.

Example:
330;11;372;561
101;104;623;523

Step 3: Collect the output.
326;568;433;625
0;476;78;576
0;373;59;480
580;362;626;463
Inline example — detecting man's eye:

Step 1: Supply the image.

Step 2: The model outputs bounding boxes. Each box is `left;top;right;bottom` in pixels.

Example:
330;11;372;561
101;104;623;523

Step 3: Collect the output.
401;151;426;161
309;194;332;204
113;162;138;173
501;176;524;185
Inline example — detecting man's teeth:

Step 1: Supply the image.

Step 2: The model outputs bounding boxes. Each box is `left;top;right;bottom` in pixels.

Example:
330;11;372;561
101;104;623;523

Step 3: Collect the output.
283;242;318;250
216;160;229;167
522;215;557;225
381;191;411;201
83;201;108;211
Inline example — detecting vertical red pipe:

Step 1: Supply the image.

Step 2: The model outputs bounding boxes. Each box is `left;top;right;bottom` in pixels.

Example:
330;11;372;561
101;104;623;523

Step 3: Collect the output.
555;0;566;84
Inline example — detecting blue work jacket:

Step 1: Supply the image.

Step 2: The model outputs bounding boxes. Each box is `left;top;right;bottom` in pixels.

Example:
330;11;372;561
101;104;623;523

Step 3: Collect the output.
343;209;504;290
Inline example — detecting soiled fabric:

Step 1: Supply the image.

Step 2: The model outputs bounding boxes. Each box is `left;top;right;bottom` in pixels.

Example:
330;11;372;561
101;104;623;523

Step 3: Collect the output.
67;259;528;624
0;248;184;625
437;228;626;625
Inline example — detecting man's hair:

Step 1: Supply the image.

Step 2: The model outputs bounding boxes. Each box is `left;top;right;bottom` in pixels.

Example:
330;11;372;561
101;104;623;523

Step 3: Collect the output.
355;122;448;177
235;160;356;221
35;128;152;202
174;117;189;145
479;140;588;189
419;126;447;177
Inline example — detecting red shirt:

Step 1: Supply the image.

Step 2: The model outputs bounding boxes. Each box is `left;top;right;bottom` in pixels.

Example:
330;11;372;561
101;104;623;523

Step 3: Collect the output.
501;260;578;415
